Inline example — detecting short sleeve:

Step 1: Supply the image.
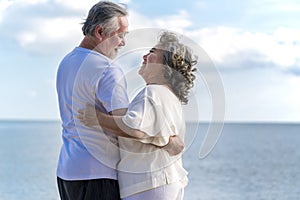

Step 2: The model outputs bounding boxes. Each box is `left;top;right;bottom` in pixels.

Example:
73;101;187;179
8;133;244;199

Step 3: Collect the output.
96;67;129;112
122;89;171;146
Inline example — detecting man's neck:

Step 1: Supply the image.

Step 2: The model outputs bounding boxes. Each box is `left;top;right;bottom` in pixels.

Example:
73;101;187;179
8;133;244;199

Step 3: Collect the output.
79;36;98;51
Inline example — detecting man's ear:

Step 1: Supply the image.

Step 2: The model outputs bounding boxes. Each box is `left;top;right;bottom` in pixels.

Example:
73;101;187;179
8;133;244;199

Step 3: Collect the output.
94;25;103;40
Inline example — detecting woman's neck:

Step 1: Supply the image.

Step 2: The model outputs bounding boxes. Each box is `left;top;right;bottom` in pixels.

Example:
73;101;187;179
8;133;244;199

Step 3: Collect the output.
146;76;168;85
146;81;168;85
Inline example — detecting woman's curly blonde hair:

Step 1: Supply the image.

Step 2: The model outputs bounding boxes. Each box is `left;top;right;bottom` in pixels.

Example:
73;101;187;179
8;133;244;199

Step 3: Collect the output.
158;32;197;104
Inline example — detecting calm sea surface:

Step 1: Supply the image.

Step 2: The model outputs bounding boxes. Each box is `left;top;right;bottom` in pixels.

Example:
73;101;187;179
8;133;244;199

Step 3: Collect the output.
0;121;299;200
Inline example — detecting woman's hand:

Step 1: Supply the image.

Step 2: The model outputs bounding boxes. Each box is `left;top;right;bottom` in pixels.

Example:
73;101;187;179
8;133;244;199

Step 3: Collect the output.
162;135;185;156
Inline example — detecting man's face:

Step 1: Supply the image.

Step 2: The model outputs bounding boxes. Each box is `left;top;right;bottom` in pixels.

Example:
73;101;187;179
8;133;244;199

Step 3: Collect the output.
99;16;128;59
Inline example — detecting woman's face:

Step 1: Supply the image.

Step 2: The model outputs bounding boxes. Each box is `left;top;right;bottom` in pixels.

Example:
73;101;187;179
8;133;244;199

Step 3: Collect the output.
138;44;165;83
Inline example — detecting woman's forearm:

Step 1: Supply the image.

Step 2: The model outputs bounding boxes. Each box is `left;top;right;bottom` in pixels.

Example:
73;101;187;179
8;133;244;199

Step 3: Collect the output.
95;110;144;138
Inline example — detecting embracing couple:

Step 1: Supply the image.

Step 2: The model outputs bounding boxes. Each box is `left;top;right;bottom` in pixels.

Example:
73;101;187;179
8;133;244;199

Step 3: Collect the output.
56;1;197;200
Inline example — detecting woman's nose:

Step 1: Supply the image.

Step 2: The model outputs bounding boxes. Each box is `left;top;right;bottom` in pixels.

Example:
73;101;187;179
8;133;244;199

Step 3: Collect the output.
143;53;149;59
120;38;125;46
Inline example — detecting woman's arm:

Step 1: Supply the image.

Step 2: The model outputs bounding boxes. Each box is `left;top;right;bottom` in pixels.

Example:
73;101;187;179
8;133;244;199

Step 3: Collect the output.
96;109;145;138
78;104;184;155
99;109;185;155
78;104;144;138
161;136;185;156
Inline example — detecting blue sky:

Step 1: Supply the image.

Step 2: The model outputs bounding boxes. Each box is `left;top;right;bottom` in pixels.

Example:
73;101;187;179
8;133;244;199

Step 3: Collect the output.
0;0;299;122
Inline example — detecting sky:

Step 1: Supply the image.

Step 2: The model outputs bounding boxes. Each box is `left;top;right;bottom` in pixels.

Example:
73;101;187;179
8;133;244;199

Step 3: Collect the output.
0;0;300;122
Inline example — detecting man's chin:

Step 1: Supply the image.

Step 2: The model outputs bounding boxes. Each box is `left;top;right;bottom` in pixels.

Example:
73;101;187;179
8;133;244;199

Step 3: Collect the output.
109;52;118;59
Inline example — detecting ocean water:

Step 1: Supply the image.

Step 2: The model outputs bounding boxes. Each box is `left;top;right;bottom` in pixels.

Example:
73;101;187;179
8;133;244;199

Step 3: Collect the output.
0;121;299;200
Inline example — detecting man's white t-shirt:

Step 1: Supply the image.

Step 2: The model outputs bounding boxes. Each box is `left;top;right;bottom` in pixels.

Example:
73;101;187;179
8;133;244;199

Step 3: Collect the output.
56;47;129;180
118;84;188;198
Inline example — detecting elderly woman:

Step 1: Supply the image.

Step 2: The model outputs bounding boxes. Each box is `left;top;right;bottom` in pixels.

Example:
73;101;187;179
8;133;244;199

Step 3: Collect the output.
79;32;197;200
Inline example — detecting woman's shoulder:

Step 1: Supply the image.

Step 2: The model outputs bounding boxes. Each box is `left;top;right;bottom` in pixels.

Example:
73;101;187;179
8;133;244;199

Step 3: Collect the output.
145;84;167;93
146;84;177;99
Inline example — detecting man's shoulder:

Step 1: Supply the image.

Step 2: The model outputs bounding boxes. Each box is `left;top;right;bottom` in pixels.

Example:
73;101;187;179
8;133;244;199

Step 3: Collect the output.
102;64;125;78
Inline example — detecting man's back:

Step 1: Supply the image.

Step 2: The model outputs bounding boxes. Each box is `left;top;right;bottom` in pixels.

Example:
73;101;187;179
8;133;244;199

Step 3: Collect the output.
56;47;122;180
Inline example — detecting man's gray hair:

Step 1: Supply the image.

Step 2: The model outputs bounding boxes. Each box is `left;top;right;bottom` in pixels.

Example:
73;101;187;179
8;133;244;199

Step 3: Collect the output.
82;1;128;36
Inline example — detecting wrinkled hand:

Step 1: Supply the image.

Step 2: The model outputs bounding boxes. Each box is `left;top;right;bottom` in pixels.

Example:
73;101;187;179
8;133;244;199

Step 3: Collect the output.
77;103;99;126
162;135;185;156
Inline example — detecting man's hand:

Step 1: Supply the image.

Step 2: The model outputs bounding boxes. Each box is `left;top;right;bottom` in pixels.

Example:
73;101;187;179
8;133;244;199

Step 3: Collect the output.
162;135;185;156
77;104;99;126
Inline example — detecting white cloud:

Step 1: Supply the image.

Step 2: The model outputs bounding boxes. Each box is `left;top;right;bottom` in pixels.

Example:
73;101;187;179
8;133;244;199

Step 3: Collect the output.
16;32;37;47
129;10;192;33
249;0;300;13
0;0;13;22
2;0;300;72
27;90;38;98
186;27;300;70
128;10;155;30
0;0;98;55
153;10;192;33
1;3;194;55
53;0;97;12
0;0;132;55
118;0;131;4
19;0;49;5
221;68;300;122
194;1;207;9
14;16;82;55
127;8;300;71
